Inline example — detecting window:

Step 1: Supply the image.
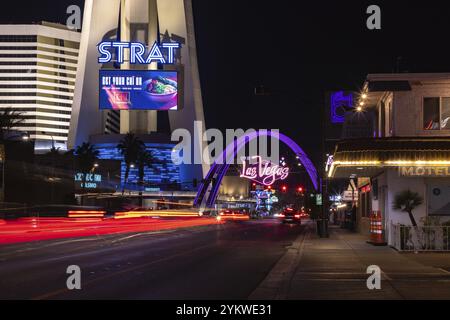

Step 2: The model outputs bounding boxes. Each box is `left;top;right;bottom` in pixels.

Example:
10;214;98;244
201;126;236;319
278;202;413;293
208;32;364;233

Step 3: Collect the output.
441;98;450;129
423;97;450;130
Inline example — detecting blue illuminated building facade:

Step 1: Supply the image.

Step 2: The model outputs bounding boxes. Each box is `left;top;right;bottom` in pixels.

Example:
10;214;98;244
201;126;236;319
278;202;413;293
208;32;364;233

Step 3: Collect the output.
91;134;181;192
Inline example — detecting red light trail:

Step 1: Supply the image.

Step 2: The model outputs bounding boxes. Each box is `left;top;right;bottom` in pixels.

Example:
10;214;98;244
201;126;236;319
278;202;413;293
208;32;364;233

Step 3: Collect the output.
0;216;223;245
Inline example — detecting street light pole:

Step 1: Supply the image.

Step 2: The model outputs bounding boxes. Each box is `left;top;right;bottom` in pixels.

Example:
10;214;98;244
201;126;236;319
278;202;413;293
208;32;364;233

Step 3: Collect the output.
319;95;329;238
41;131;56;203
41;131;55;149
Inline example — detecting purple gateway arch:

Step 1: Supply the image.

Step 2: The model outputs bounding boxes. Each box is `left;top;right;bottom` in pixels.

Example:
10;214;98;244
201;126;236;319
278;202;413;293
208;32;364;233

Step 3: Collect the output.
193;130;319;208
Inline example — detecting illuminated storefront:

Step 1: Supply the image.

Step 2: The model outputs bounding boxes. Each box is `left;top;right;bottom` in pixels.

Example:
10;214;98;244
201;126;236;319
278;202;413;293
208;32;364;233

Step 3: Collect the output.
328;73;450;245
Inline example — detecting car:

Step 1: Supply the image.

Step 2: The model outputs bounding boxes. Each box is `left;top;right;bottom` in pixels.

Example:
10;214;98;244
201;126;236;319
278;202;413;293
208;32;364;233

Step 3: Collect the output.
278;207;302;224
217;209;250;222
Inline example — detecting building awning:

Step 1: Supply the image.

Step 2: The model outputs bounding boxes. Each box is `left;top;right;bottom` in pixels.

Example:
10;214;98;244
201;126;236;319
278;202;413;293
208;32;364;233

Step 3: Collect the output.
328;137;450;178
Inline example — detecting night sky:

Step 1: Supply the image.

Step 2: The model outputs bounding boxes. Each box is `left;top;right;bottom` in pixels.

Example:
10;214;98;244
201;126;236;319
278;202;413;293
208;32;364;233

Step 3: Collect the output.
2;0;450;166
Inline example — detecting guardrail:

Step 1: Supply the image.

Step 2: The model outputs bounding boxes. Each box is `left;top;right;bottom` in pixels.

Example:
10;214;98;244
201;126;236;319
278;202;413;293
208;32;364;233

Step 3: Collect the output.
392;223;450;251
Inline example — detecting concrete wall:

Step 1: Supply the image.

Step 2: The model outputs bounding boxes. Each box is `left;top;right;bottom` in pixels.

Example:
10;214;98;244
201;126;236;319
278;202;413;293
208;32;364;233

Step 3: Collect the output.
369;169;450;245
384;169;427;245
358;217;371;238
393;82;450;137
377;93;393;137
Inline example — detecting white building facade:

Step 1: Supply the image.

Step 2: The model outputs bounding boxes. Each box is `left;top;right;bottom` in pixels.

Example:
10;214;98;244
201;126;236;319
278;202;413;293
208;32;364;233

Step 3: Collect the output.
0;22;80;150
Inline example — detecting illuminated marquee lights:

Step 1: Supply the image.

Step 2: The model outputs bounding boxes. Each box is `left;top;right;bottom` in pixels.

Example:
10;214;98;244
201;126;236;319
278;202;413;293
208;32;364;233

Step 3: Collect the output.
328;159;450;177
98;41;180;65
240;156;289;186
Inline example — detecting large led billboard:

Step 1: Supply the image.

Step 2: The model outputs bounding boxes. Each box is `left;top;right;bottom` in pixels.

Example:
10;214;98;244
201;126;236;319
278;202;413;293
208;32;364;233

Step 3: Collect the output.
99;70;178;110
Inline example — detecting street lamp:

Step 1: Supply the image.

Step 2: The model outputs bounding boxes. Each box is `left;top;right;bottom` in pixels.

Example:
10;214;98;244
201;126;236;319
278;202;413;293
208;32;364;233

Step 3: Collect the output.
41;131;57;203
90;162;99;173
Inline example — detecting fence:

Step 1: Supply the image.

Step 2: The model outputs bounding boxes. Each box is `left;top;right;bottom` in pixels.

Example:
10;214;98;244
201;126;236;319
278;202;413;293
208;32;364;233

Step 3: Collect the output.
392;223;450;251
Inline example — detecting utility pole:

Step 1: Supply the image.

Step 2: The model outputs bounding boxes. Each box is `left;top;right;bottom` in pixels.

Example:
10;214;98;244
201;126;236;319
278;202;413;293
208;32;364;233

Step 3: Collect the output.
318;96;329;237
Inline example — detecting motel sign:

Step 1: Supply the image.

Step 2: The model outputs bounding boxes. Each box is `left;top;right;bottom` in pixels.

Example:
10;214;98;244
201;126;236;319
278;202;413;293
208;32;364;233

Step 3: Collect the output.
399;166;450;177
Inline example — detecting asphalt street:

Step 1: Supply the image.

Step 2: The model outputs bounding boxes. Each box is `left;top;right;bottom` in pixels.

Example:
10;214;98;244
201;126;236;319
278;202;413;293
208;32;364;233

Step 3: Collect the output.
0;219;305;299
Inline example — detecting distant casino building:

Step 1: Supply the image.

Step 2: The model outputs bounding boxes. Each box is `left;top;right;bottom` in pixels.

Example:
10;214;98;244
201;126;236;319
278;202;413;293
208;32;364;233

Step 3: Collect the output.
68;0;209;192
0;0;207;197
0;22;80;150
90;134;181;190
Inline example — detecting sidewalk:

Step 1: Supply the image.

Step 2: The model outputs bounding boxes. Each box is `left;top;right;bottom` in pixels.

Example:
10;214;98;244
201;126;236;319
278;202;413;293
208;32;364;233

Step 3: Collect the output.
251;223;450;300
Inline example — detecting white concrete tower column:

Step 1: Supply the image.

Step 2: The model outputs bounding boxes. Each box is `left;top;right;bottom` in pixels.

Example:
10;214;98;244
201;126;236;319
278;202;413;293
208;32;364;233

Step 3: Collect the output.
119;0;131;134
145;0;159;132
120;0;158;134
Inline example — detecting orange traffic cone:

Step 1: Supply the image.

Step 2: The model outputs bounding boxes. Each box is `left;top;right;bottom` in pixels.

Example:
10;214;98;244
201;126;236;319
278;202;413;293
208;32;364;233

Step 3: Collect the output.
367;211;387;246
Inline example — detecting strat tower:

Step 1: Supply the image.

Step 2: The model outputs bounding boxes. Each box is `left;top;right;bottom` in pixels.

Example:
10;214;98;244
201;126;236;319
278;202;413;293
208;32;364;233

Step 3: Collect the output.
68;0;208;190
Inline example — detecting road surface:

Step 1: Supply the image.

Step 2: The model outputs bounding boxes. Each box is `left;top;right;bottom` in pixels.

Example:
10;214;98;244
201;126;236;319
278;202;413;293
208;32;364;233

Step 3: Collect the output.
0;219;306;299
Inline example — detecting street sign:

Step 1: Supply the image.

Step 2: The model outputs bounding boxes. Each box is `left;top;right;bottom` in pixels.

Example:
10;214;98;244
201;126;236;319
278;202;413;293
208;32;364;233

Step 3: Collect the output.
342;190;358;201
316;194;323;206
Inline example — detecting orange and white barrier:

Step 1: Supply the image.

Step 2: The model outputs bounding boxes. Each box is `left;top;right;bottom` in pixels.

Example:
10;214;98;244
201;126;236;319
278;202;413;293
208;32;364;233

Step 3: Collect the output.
368;211;387;245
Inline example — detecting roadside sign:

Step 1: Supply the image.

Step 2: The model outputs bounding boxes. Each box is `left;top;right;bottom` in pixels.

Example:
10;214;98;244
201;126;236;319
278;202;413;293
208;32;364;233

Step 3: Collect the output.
342;190;358;201
316;194;323;206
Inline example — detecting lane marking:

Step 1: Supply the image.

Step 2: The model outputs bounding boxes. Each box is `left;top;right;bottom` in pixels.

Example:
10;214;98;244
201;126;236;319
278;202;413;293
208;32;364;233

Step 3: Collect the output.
32;243;217;300
33;221;282;300
110;230;175;243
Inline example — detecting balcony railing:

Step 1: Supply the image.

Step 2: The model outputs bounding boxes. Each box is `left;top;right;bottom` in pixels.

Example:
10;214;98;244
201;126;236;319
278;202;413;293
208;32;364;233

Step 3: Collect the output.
392;223;450;251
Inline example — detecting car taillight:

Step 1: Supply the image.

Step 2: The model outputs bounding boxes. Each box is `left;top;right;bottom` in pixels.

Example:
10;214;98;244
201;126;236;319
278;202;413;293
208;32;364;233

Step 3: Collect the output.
294;214;300;218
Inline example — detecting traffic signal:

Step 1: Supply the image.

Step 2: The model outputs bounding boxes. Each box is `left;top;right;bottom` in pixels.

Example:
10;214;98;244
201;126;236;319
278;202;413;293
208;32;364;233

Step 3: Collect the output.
281;185;287;192
297;186;303;193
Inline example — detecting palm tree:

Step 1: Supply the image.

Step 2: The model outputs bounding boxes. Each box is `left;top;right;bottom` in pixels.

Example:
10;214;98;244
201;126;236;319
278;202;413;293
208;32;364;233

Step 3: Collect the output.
47;146;61;156
117;133;144;194
136;149;155;206
74;142;99;203
393;189;424;248
0;108;24;141
392;189;423;227
46;146;61;166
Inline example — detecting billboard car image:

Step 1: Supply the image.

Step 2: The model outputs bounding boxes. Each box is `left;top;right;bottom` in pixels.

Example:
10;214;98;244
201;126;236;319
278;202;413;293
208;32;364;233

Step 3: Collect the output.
99;70;178;110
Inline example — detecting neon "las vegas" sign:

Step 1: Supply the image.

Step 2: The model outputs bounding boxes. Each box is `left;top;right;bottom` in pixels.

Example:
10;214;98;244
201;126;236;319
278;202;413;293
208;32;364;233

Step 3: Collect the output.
240;156;289;186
